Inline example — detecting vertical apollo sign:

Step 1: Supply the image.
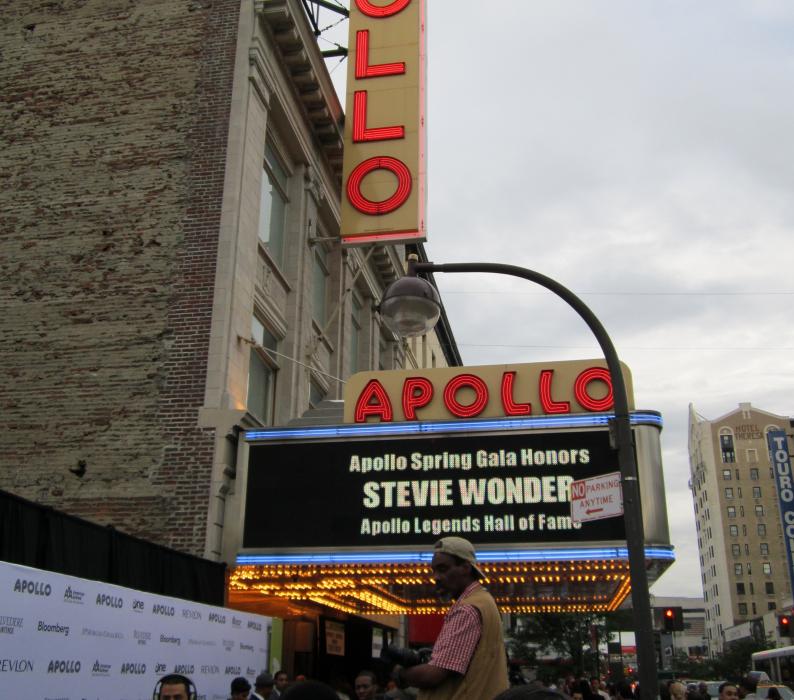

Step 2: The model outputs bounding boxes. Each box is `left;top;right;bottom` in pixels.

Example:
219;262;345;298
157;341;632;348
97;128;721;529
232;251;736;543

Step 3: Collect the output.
768;430;794;594
341;0;426;246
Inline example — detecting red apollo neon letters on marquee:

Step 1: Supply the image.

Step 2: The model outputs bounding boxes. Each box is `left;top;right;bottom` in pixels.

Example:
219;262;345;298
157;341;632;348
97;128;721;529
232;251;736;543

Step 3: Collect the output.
353;367;615;422
347;0;413;218
356;0;411;18
355;31;405;79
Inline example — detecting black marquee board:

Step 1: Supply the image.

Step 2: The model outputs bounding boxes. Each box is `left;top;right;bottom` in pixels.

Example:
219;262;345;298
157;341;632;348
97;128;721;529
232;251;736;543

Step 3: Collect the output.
243;428;626;549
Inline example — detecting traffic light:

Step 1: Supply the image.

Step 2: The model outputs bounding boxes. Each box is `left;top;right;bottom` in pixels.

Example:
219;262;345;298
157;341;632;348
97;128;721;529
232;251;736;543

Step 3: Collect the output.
662;606;684;632
779;614;791;637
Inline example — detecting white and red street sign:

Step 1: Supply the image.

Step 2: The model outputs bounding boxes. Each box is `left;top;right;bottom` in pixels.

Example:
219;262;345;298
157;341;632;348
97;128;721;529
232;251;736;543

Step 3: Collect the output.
570;471;623;523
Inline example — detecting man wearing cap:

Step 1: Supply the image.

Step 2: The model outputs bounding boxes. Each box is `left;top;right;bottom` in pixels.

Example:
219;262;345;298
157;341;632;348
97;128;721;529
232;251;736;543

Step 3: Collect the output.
231;676;252;700
403;536;509;700
252;672;275;699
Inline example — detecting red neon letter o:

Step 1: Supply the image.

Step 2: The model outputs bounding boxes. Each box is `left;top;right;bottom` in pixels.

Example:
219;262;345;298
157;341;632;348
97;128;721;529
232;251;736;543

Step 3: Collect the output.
573;367;614;412
443;374;488;418
355;0;411;18
346;156;412;215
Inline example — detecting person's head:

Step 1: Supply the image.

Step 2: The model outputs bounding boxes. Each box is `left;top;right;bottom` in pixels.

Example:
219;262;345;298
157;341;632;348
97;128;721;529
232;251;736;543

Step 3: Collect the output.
231;676;251;700
766;689;782;700
719;683;739;700
256;672;275;697
591;678;602;691
275;671;289;691
157;674;195;700
617;682;635;700
430;536;484;599
739;678;758;698
670;682;686;700
355;670;379;700
699;683;709;695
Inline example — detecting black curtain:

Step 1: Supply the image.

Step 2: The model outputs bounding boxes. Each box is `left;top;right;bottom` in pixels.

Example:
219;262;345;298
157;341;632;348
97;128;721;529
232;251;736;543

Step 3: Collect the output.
0;489;225;605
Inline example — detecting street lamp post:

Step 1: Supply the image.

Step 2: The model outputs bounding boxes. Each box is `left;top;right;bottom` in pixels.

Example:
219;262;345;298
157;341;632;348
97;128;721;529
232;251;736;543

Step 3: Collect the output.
379;259;659;700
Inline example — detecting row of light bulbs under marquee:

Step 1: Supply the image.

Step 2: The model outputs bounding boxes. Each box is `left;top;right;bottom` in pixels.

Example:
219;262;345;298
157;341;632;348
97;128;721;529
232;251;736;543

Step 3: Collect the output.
228;556;673;616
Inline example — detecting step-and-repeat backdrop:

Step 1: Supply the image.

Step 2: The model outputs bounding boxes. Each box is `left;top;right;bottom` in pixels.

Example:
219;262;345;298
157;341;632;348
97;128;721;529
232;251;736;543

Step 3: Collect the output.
0;560;271;700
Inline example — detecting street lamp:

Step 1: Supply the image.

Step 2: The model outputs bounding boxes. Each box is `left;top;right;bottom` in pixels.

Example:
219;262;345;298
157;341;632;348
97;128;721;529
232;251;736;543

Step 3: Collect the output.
379;258;659;700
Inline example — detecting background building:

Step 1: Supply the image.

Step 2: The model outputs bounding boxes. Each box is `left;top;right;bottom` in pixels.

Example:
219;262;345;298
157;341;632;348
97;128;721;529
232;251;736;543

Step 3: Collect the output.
688;402;794;653
0;0;458;566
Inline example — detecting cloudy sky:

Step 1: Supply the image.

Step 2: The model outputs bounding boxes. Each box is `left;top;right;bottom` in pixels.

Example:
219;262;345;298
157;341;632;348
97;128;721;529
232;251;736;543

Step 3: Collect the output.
318;0;794;597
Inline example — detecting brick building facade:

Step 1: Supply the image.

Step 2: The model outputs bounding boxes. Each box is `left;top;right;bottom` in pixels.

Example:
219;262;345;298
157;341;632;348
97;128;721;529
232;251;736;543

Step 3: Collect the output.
1;0;459;563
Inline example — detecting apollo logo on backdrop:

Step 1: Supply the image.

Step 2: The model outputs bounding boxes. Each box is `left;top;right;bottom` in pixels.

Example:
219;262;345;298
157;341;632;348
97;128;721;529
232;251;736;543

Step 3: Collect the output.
13;578;51;596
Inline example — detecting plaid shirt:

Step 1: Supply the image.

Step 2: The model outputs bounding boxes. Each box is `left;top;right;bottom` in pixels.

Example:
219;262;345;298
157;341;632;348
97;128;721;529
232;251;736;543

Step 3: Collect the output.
429;581;483;674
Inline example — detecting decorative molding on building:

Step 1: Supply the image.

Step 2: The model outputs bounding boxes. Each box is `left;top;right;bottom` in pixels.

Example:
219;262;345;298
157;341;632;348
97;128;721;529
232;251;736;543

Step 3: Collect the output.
255;0;344;181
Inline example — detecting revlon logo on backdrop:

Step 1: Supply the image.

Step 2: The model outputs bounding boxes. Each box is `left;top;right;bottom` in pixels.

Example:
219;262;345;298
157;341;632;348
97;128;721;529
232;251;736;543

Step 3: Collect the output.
341;0;425;246
343;360;634;423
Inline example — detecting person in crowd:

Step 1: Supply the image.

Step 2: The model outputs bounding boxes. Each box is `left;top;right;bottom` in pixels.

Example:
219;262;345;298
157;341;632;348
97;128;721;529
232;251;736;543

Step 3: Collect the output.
718;682;739;700
739;678;759;700
765;688;782;700
615;682;635;700
354;670;382;700
699;682;711;700
273;671;290;698
231;676;252;700
400;537;509;699
669;682;686;700
591;678;609;700
156;673;196;700
252;672;275;699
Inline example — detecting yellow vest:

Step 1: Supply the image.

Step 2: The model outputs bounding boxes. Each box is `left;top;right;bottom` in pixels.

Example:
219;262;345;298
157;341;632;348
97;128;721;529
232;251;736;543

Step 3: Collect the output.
418;584;509;700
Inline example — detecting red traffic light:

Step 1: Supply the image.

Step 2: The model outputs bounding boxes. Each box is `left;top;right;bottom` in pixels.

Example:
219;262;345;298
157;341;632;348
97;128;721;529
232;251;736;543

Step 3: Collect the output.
779;615;791;636
662;606;684;631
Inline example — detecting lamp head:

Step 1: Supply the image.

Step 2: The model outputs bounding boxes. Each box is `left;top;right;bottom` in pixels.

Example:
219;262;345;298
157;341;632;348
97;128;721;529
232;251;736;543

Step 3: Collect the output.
379;274;441;338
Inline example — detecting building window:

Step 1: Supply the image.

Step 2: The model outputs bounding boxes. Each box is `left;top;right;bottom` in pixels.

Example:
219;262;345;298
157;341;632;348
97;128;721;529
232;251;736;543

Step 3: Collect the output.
731;544;741;557
769;602;777;611
755;505;764;517
760;543;769;556
736;582;745;595
730;525;739;536
247;317;279;424
727;506;736;518
758;524;766;536
766;581;775;594
720;431;736;463
312;246;329;326
734;563;743;576
725;487;734;499
722;469;732;480
763;563;772;575
738;603;747;615
753;486;762;498
747;448;758;462
750;467;759;480
259;143;290;266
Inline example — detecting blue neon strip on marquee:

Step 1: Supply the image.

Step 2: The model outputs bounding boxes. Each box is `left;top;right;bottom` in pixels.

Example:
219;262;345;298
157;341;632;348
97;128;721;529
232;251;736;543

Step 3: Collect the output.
245;411;662;442
236;545;675;566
